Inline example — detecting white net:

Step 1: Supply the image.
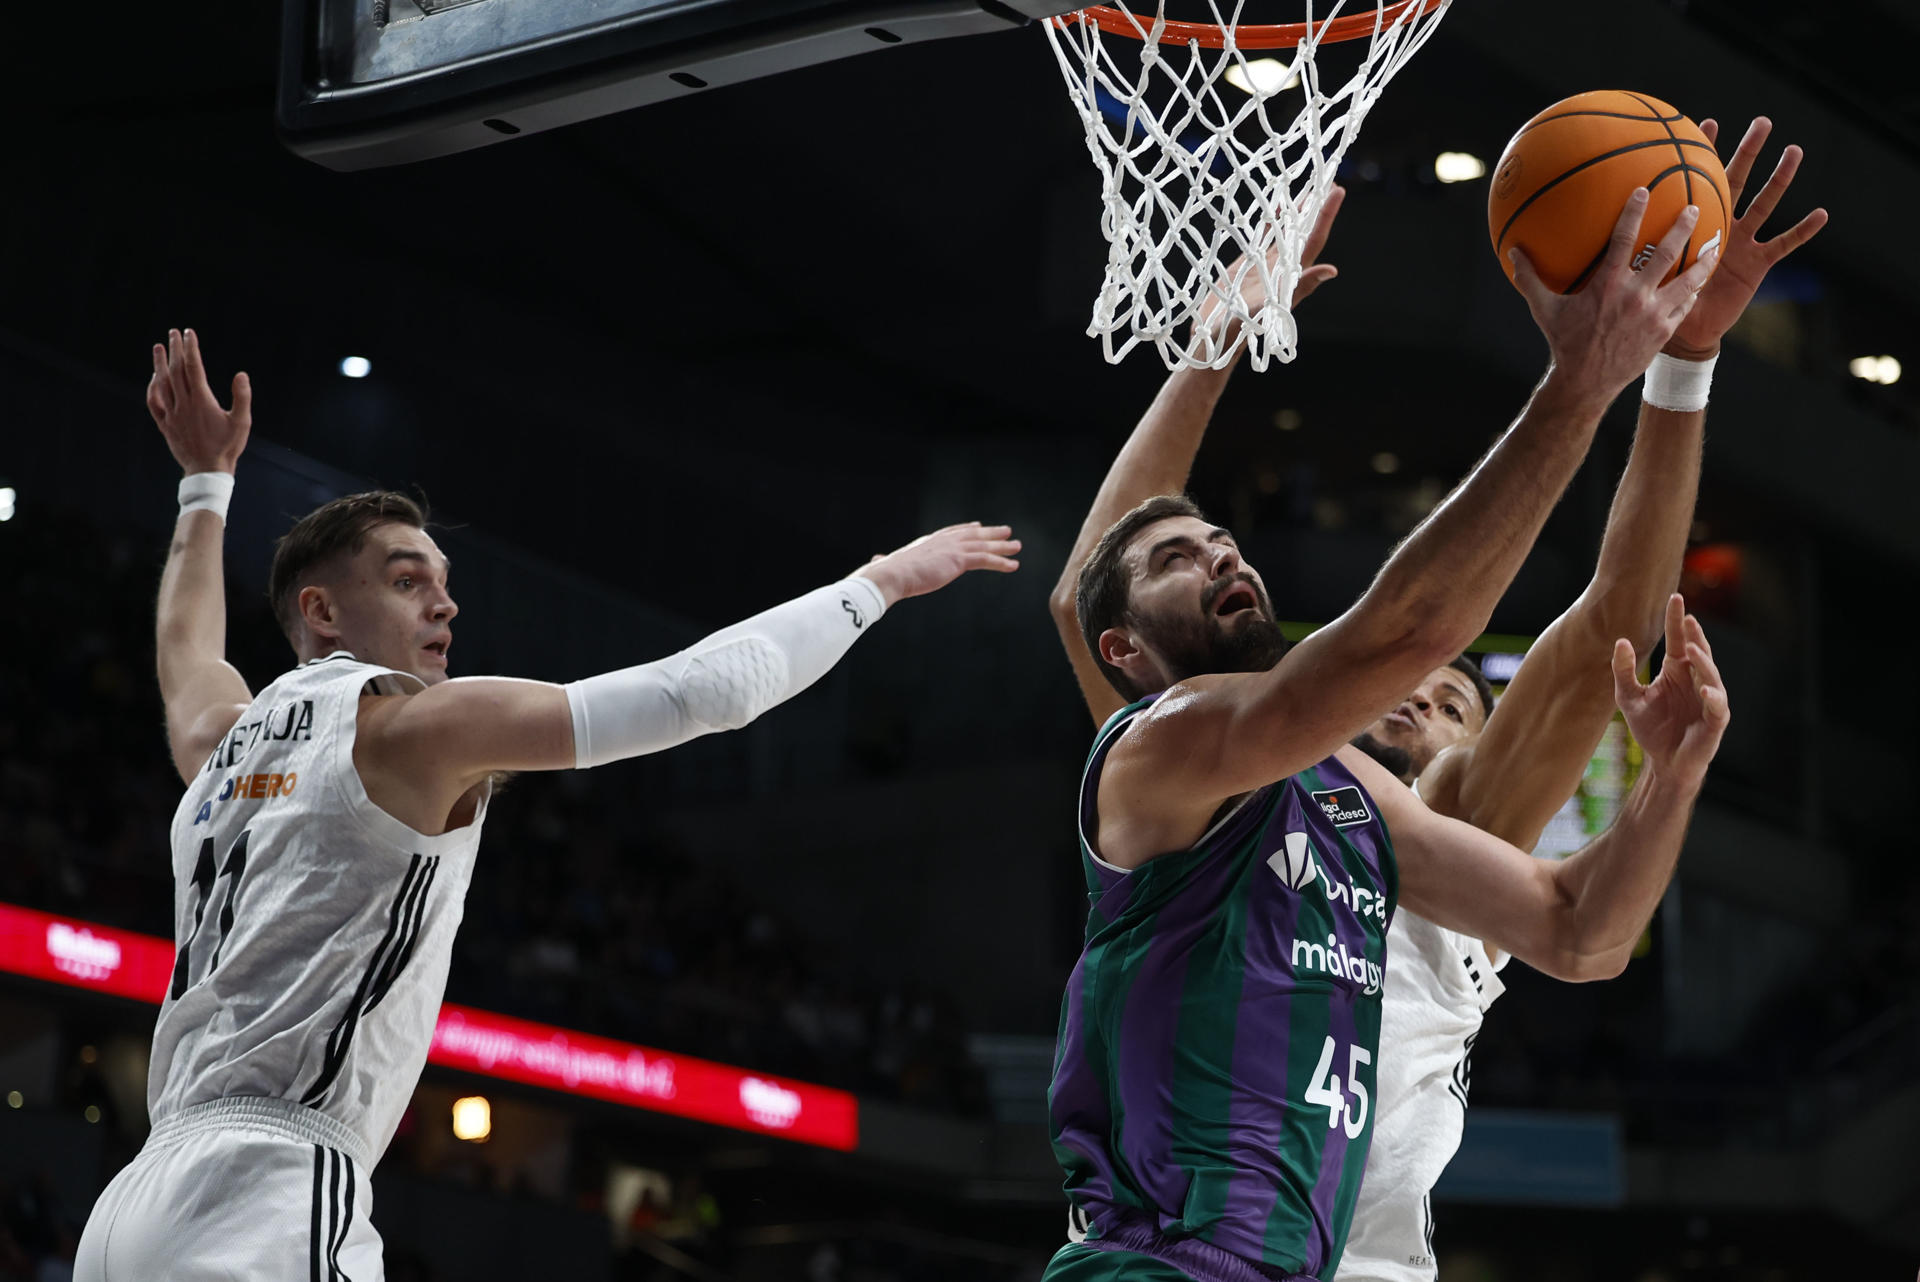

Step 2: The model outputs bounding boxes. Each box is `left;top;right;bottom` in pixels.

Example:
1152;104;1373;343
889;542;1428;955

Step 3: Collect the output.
1043;2;1452;370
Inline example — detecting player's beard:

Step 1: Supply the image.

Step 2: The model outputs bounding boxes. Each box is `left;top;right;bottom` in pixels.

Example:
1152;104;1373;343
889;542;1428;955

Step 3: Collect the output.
1350;731;1416;782
1140;575;1289;685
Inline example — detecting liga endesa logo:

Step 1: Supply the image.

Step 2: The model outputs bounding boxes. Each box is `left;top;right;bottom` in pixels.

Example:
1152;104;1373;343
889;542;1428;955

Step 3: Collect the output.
46;923;122;981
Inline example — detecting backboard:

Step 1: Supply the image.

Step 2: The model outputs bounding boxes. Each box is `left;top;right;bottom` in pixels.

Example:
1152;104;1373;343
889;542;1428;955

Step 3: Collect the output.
279;0;1068;170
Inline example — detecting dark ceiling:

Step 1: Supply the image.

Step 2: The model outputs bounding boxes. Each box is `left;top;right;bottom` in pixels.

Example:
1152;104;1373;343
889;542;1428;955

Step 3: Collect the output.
5;0;1916;626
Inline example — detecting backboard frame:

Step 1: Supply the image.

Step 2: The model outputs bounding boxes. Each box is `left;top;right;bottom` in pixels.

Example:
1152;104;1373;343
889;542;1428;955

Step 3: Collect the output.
278;0;1067;170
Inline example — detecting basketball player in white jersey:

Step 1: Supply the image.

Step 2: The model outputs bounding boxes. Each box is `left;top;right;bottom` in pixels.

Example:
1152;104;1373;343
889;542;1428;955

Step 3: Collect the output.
75;330;1023;1280
1046;117;1823;1279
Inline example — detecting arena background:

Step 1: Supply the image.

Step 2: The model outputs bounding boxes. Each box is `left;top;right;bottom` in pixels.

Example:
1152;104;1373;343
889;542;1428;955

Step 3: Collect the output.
2;1;1917;1277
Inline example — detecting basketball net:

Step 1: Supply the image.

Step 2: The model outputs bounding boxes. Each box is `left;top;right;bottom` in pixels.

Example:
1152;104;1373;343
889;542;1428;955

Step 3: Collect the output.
1043;2;1451;370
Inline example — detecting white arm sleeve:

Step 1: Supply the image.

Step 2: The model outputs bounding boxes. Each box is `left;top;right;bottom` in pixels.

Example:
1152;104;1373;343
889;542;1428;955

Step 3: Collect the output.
564;575;887;768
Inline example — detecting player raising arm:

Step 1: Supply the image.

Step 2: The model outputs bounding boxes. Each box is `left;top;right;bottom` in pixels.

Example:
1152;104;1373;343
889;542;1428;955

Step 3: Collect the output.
1336;116;1823;1282
1044;189;1726;1282
80;328;1019;1282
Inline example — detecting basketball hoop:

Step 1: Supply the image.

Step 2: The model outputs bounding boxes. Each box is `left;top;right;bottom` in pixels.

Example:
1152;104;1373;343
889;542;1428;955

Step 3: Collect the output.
1043;2;1452;370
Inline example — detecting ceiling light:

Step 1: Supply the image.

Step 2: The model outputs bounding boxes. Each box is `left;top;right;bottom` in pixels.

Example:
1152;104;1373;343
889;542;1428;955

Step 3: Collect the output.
1849;355;1901;385
1434;152;1486;184
1371;452;1399;474
339;356;373;379
1224;57;1300;97
0;487;14;522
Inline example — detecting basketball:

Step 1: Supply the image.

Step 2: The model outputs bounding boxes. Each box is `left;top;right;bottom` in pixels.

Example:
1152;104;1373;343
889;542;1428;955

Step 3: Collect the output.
1489;90;1731;294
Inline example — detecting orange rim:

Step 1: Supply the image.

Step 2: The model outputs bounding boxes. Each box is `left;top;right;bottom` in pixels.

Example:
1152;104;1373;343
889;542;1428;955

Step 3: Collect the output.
1053;1;1446;49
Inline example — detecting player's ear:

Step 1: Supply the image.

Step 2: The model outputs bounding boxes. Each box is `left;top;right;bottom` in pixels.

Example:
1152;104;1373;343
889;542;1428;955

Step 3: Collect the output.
1098;626;1142;672
298;583;339;641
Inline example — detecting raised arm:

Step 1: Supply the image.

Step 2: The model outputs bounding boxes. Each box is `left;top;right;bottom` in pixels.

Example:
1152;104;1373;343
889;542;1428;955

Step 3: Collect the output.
1421;117;1826;852
151;329;256;784
352;522;1022;828
1099;195;1721;861
1049;189;1347;728
1360;597;1729;980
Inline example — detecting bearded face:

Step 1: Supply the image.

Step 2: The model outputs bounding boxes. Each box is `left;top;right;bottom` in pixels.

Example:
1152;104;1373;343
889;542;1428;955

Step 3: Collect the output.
1130;569;1289;685
1102;517;1290;695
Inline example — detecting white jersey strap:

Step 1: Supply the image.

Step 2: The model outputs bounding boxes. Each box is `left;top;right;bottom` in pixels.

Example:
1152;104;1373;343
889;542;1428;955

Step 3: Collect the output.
565;576;886;769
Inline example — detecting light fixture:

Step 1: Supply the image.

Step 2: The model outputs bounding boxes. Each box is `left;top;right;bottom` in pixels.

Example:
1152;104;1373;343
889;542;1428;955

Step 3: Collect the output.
0;487;15;522
6;1091;21;1109
339;356;373;380
1224;57;1300;97
1849;355;1901;385
452;1095;492;1141
1371;452;1400;474
1434;152;1487;184
84;1105;101;1123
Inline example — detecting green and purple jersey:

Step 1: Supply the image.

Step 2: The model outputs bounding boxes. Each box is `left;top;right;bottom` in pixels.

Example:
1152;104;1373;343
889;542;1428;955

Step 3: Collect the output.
1050;695;1397;1279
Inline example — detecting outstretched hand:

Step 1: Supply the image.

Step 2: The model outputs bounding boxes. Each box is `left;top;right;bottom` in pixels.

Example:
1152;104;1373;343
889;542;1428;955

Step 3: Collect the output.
1193;184;1347;349
1665;117;1829;360
854;521;1021;607
1612;594;1731;791
149;328;251;476
1511;190;1719;403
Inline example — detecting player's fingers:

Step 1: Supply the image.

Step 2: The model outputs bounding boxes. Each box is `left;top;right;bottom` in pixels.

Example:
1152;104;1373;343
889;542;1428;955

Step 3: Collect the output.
968;554;1021;574
970;538;1022;555
167;329;193;403
1663;593;1687;662
1722;117;1771;210
1507;248;1552;311
1699;681;1731;726
1640;204;1700;282
1611;637;1642;703
1698;118;1718;148
1601;188;1652;273
1684;640;1727;707
149;345;174;414
1303;184;1346;265
1292;263;1338;306
230;372;252;426
182;327;207;389
1761;207;1828;264
1683;609;1713;660
1659;243;1719;312
1739;142;1802;230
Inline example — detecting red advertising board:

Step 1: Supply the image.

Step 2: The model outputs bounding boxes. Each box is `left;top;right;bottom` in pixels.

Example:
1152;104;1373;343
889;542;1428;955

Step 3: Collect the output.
0;902;857;1151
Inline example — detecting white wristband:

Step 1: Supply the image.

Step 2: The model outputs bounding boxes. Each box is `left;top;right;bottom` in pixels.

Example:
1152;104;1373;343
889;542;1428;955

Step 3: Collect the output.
1642;352;1717;413
178;471;235;521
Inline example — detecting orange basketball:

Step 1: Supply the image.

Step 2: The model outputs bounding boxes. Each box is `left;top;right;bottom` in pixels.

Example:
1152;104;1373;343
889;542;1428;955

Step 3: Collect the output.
1489;90;1730;294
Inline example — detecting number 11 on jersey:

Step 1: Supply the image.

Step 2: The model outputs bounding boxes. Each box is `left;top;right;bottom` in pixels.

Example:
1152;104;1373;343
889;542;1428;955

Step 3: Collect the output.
1305;1035;1371;1139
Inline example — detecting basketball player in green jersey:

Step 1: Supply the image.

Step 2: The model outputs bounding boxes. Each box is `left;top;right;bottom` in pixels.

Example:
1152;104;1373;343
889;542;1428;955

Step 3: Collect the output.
1046;119;1822;1282
1042;188;1735;1281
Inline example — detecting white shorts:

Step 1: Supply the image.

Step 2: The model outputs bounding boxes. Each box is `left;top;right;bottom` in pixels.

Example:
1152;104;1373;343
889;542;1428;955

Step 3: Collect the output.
77;1097;385;1281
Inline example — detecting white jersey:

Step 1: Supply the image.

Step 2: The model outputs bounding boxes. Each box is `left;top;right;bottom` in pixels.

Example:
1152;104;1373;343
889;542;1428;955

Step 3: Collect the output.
148;652;490;1167
1336;909;1505;1282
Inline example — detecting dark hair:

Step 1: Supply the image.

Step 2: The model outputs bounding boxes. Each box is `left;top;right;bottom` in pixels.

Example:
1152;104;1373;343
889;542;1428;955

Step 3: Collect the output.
1448;654;1497;723
268;490;429;642
1075;494;1207;701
